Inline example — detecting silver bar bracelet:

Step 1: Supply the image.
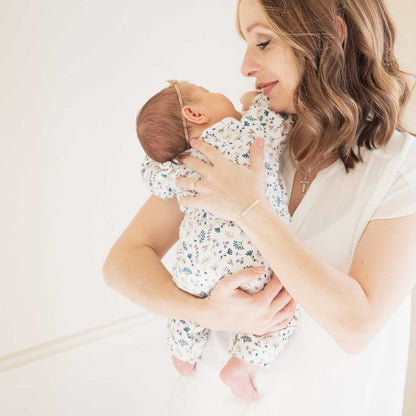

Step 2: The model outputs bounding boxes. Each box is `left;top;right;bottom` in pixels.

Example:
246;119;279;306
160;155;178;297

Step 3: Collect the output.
239;198;266;217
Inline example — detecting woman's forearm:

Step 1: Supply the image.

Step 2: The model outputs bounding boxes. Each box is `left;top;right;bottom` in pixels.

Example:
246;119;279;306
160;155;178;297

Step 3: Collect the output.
236;200;370;353
103;243;206;322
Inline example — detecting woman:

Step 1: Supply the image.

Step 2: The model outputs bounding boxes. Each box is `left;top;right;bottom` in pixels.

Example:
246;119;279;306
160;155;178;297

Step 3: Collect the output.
103;0;416;414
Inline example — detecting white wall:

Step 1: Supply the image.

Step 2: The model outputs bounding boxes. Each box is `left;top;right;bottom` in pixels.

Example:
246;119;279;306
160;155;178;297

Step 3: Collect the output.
0;0;414;414
0;0;251;357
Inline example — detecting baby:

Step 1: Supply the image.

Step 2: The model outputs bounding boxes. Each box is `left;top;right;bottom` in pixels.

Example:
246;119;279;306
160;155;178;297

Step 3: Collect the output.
137;80;302;401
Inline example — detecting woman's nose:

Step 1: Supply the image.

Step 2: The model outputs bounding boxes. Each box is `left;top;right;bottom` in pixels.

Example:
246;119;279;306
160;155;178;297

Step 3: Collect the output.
240;51;259;78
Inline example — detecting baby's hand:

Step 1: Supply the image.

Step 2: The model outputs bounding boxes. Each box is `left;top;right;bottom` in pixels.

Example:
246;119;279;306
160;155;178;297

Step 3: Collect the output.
240;90;261;112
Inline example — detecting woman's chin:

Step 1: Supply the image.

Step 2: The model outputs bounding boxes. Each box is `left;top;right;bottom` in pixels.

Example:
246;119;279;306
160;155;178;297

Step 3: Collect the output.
270;102;296;115
267;92;295;114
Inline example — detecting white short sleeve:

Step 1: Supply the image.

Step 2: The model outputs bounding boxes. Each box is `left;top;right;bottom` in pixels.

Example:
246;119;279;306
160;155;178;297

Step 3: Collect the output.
371;144;416;220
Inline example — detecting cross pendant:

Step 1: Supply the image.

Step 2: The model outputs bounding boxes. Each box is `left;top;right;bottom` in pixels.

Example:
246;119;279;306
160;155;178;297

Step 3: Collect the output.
299;177;311;193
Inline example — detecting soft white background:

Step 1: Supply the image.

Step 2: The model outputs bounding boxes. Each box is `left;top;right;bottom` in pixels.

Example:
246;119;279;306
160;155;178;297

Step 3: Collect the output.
0;0;414;414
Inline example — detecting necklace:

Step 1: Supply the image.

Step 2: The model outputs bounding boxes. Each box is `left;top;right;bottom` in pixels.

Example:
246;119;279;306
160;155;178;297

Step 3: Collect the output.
291;150;337;193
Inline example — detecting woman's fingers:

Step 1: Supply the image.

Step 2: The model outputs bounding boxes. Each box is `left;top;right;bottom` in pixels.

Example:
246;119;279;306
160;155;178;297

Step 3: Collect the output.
270;287;293;314
271;297;297;327
222;266;266;290
175;175;206;193
249;137;265;173
177;153;211;178
187;139;225;167
252;274;284;304
269;317;293;333
209;267;298;335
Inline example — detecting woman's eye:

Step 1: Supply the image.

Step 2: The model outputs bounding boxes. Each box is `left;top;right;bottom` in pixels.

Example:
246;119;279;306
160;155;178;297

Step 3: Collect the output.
256;40;271;50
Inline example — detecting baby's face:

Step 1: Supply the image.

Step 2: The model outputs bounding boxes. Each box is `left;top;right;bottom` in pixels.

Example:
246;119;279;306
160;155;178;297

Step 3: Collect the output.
184;82;242;123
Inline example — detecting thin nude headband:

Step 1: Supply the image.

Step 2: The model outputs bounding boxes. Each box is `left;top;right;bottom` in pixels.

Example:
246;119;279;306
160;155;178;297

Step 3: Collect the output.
167;79;191;146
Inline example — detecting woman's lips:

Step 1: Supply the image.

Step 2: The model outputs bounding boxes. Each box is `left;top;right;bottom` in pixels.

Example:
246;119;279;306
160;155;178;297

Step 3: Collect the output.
260;81;278;95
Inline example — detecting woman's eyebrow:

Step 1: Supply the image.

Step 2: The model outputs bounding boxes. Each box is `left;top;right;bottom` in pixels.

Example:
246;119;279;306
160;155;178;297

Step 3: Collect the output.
246;22;271;33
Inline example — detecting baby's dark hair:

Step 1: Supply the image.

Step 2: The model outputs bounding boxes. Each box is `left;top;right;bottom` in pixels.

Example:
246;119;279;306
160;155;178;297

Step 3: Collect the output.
136;82;196;163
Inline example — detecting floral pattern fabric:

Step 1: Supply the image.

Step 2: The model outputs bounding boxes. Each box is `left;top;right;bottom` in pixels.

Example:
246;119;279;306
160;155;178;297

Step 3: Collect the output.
140;93;301;367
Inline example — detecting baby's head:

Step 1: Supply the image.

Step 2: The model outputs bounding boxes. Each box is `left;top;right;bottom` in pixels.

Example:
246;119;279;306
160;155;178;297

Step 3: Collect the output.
136;80;241;162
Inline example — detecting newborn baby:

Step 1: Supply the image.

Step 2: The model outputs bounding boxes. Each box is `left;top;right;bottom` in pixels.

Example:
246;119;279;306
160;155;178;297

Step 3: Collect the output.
137;80;302;401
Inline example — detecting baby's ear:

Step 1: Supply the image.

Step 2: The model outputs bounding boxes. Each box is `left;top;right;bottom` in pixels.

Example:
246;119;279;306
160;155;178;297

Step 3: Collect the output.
182;105;210;125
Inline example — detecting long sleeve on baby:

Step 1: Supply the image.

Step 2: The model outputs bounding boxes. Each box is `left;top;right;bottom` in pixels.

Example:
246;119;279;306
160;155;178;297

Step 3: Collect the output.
140;154;184;200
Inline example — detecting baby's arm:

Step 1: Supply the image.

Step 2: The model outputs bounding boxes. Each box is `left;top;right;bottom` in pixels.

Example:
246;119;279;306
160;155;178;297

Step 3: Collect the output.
140;154;179;200
140;151;205;211
140;154;192;199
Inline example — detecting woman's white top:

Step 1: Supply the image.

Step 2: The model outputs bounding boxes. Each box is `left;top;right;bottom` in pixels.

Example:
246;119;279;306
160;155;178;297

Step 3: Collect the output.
165;129;416;416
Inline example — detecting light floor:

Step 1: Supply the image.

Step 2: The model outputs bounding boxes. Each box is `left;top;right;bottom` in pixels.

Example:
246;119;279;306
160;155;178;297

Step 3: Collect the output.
0;313;414;415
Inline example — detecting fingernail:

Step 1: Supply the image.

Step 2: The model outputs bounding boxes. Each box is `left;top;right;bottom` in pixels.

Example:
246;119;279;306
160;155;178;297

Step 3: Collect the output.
254;266;265;273
257;137;264;147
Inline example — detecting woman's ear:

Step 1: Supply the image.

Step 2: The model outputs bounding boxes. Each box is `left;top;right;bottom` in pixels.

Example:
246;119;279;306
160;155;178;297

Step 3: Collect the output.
336;15;347;46
182;105;210;125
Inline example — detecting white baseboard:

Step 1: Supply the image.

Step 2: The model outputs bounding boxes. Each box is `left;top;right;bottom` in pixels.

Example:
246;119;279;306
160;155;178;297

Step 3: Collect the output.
0;312;160;373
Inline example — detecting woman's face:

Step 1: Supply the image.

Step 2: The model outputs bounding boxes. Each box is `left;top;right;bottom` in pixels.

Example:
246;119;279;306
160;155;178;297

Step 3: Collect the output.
238;0;301;114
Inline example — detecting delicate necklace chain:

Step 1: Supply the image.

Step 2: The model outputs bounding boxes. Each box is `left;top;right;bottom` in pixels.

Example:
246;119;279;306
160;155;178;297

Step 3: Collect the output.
290;149;336;193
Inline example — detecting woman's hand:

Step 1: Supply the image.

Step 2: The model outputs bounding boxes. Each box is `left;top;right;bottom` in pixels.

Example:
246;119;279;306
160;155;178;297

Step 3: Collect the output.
176;137;266;222
200;266;298;336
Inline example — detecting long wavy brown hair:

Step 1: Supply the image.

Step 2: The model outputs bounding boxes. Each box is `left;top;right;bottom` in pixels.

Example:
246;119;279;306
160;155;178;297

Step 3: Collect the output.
237;0;416;172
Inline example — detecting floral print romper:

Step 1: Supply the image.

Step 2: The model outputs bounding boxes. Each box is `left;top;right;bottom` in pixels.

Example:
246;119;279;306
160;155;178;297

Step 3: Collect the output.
140;94;302;367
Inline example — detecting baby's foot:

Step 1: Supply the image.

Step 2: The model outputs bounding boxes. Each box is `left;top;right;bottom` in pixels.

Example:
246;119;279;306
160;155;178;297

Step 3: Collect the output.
219;357;259;401
171;355;196;376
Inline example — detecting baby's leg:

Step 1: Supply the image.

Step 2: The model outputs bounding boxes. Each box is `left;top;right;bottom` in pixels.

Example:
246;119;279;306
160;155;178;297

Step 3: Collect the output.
220;357;260;401
167;318;209;376
222;305;302;399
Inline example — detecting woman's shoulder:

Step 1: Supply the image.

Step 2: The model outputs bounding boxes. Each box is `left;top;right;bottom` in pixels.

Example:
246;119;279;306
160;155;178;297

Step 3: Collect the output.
370;129;416;162
365;130;416;187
